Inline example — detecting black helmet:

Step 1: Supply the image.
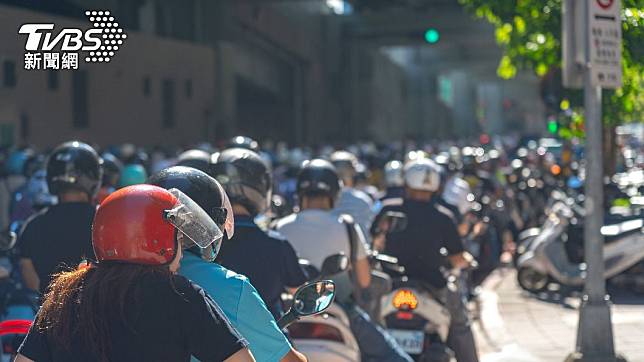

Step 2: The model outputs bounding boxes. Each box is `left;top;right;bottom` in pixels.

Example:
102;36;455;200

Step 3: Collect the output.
101;152;123;188
176;149;211;173
148;166;233;229
46;141;103;197
227;136;260;152
210;148;271;216
296;159;341;200
148;166;235;261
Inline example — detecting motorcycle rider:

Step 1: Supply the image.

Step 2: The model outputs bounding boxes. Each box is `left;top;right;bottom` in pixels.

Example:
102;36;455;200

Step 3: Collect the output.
373;158;479;362
95;152;122;204
16;184;254;362
274;159;412;362
228;136;260;153
176;148;212;173
210;148;308;319
354;162;379;202
330;150;375;244
18;141;101;293
149;166;307;362
440;176;473;227
10;153;55;223
0;149;33;231
118;163;147;188
380;160;405;201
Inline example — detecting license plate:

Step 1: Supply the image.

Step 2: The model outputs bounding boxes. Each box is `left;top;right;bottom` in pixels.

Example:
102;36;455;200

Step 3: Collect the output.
388;329;424;354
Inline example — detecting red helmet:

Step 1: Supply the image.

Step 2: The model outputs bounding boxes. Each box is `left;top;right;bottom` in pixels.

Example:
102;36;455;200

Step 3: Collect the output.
93;184;179;265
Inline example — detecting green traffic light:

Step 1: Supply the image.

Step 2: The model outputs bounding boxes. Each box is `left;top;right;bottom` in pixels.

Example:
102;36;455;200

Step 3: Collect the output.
547;120;559;134
424;28;440;44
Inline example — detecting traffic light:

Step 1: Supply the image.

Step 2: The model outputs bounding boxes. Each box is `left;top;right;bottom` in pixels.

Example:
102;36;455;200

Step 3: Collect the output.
424;28;440;44
547;119;559;134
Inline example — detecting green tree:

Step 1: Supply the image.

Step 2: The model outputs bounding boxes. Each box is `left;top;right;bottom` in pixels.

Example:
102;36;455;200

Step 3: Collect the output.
459;0;643;172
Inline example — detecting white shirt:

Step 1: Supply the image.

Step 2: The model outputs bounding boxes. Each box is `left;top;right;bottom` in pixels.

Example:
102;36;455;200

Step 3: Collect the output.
274;209;368;270
274;209;368;302
332;188;375;243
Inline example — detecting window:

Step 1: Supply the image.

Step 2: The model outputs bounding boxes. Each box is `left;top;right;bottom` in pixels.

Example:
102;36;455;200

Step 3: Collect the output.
3;60;16;88
72;71;89;128
185;79;192;99
161;79;175;128
143;76;151;96
47;70;58;90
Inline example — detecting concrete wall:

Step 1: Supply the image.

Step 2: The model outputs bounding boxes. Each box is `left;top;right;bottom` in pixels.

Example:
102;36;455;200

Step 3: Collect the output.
366;50;409;142
0;5;216;148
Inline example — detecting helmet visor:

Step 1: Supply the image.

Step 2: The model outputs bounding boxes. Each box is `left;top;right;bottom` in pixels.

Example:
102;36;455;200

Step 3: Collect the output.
220;186;235;239
165;188;223;249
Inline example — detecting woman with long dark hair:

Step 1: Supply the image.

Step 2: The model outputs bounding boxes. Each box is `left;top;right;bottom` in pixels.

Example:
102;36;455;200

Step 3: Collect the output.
15;184;255;362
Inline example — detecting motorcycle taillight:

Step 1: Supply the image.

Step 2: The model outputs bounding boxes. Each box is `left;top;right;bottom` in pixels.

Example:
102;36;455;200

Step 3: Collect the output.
396;311;414;320
288;322;344;343
0;320;32;336
392;289;418;310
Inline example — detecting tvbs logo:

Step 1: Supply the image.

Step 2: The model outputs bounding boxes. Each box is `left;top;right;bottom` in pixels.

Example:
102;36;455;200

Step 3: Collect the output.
18;10;127;70
19;24;102;51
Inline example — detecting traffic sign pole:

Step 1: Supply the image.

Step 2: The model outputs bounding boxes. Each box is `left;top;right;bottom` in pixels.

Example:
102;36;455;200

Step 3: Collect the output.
567;61;622;362
564;1;625;361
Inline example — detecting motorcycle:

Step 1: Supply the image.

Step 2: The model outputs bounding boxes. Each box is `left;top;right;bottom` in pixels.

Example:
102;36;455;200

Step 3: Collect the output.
373;212;455;362
379;277;453;362
286;254;361;362
0;223;38;362
516;197;644;293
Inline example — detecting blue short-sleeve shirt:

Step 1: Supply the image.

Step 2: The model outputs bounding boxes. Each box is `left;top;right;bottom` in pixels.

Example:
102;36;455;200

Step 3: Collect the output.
180;252;291;362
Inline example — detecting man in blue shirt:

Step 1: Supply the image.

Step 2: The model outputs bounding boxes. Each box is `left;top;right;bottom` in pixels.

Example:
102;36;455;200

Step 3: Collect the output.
149;166;307;362
210;148;308;319
181;251;293;361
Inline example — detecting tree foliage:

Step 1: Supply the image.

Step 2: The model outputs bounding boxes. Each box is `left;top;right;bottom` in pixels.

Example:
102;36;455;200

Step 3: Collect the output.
459;0;644;127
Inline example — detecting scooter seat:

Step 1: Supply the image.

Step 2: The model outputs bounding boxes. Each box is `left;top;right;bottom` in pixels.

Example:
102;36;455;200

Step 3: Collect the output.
601;219;643;243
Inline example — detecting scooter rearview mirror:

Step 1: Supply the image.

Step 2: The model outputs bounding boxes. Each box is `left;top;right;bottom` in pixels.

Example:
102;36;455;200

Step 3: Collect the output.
277;280;336;329
298;258;321;280
320;254;348;277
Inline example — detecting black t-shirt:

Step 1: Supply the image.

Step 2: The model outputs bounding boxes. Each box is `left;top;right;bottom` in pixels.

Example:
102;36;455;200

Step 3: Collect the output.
18;202;96;293
18;272;247;362
216;216;308;319
378;198;465;289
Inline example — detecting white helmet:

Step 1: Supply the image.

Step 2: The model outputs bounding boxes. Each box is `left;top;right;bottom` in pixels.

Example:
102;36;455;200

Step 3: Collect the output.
403;158;441;192
442;177;472;215
384;160;404;187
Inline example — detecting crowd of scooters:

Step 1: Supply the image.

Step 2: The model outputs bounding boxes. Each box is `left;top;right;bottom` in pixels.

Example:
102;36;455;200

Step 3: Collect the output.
0;134;642;362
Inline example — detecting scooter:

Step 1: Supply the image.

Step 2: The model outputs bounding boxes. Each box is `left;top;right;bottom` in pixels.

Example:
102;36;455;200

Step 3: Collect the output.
517;199;644;293
0;224;38;362
373;211;455;361
0;283;37;362
379;277;453;362
286;254;361;362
